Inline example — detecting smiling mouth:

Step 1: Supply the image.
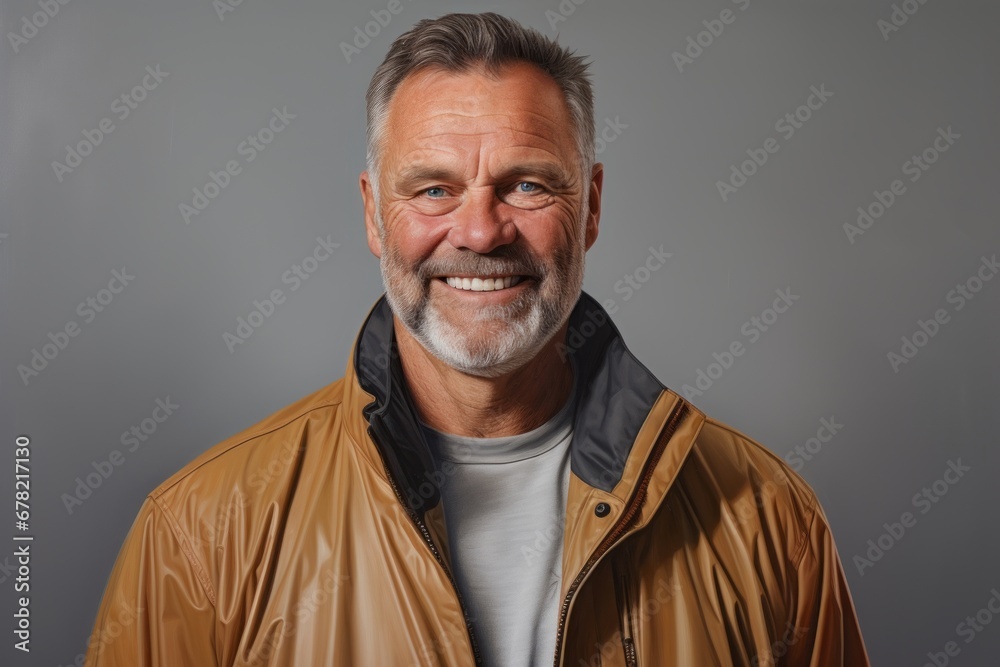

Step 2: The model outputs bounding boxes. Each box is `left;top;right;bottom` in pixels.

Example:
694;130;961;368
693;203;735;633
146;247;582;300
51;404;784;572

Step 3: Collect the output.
438;275;528;292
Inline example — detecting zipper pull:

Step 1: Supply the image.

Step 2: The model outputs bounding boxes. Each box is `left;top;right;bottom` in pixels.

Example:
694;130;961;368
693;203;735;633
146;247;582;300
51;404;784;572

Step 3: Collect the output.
623;636;638;667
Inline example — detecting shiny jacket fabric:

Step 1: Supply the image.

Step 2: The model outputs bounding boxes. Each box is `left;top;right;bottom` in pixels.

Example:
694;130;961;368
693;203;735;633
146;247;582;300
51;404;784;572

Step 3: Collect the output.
85;293;870;666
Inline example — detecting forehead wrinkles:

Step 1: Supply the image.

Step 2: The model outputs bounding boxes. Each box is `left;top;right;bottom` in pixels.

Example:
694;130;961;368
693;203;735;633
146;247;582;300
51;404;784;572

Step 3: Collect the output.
382;64;579;166
387;113;577;187
393;108;567;151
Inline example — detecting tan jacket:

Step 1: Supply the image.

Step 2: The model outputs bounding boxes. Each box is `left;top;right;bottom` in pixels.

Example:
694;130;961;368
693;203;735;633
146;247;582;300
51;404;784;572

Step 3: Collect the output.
85;293;870;666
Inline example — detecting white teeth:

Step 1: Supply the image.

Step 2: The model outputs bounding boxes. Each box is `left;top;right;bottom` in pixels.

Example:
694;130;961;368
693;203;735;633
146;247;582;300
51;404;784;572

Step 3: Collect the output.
444;275;523;292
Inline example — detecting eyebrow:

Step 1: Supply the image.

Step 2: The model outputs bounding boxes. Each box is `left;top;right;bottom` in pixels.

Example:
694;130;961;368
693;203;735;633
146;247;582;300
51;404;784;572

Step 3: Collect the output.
396;162;572;187
396;165;455;184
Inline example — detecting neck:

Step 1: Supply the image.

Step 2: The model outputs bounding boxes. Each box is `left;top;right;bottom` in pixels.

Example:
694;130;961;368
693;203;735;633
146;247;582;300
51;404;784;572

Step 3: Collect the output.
395;319;574;438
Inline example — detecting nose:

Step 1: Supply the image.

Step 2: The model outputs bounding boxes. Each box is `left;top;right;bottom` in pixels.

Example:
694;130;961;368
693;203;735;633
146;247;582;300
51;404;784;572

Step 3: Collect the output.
446;188;517;253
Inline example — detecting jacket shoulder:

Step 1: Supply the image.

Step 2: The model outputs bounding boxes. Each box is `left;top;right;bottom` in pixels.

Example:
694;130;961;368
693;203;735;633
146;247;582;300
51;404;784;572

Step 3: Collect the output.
684;411;822;563
150;377;347;500
86;378;352;664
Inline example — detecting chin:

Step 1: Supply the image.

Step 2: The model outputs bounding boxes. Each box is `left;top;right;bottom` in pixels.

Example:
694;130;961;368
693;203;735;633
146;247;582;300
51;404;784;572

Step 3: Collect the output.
384;268;582;376
416;305;548;377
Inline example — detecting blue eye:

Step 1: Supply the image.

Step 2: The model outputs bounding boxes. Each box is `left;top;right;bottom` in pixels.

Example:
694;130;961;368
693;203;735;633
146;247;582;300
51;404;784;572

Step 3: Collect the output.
517;182;540;193
424;187;446;198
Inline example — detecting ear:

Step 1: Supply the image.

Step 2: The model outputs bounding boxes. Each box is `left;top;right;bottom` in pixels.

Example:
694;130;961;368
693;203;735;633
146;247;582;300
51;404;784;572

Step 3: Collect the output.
360;170;382;258
584;162;603;251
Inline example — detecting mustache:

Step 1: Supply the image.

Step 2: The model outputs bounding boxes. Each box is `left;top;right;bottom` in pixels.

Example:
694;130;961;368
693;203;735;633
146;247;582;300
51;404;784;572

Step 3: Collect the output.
416;246;548;280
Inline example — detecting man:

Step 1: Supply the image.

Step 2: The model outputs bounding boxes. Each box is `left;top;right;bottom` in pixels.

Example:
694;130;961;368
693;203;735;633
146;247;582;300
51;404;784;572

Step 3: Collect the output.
86;12;870;666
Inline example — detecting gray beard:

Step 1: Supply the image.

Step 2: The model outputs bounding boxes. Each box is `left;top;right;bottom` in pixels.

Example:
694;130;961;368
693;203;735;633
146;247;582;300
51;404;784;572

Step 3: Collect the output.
379;227;586;378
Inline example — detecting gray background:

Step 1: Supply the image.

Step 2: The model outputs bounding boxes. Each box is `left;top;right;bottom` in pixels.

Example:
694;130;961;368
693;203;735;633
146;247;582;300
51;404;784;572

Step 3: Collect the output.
2;0;998;664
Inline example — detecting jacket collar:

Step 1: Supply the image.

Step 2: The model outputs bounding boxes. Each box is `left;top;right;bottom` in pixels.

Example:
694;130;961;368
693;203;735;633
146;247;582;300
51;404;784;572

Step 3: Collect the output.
344;291;676;518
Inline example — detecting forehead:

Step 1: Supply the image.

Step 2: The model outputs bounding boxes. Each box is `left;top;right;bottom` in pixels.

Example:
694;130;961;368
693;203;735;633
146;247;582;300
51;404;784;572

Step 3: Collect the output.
382;61;578;161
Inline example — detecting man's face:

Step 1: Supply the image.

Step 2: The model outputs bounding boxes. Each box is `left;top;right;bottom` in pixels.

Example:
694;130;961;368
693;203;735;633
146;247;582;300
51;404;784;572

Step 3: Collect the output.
360;61;602;377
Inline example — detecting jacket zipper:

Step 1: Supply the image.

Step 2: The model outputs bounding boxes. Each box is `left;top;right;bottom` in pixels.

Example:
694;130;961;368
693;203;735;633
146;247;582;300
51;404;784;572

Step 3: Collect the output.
551;400;688;667
368;425;484;666
612;545;639;667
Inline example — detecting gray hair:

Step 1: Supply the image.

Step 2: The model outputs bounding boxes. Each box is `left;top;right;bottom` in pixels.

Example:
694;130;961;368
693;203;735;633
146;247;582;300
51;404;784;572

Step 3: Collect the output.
365;12;596;205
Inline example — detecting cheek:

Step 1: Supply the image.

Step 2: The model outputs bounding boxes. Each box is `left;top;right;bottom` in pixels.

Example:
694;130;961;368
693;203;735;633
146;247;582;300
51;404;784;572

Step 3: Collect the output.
515;206;581;251
382;207;452;259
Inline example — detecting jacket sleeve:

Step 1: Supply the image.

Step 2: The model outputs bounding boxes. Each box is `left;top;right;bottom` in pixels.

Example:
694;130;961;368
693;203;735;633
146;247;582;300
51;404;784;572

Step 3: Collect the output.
783;500;870;667
84;496;218;666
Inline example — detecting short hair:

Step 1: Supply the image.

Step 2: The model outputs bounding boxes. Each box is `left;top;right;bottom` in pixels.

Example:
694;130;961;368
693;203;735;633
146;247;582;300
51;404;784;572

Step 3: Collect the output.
365;12;595;203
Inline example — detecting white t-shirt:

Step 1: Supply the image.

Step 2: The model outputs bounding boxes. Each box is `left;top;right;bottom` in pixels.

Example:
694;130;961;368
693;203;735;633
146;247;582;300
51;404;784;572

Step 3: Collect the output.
420;388;576;667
